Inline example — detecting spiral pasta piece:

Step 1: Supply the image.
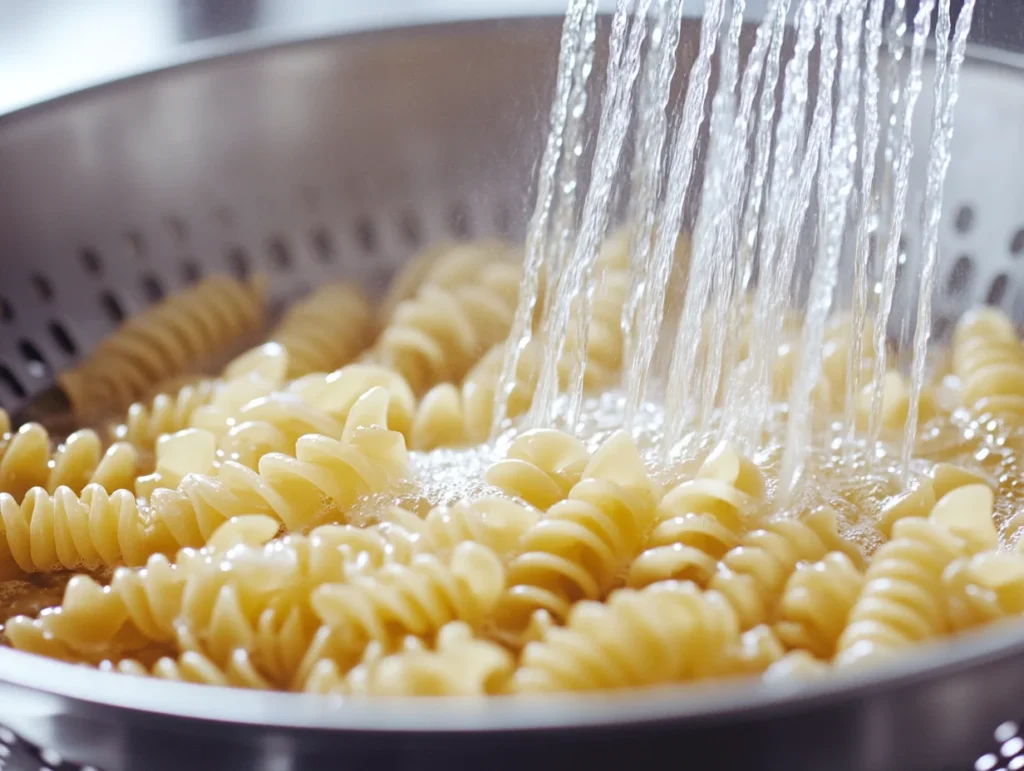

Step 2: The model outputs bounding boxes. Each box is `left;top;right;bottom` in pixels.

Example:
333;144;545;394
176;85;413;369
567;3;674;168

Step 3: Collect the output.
410;384;470;451
716;625;786;678
774;552;864;659
380;497;539;560
382;240;521;321
103;649;274;690
369;258;522;394
493;432;659;639
762;650;830;681
0;387;407;576
268;283;374;378
59;276;267;420
628;441;763;588
951;307;1024;421
209;364;416;469
944;551;1024;631
836;516;968;665
311;541;506;664
112;380;219;453
461;341;544;443
512;581;738;692
708;506;860;631
304;621;513;696
485;428;590;510
0;422;140;501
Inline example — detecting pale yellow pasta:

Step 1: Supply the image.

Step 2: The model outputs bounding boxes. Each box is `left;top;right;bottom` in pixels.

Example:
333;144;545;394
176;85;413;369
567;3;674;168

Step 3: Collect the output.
762;650;831;681
708;506;860;631
628;441;762;588
774;551;864;659
0;423;140;501
836;517;968;666
380;497;538;560
0;387;407;575
717;625;786;677
944;551;1024;631
59;276;267;420
311;542;506;664
461;341;544;443
304;622;513;696
369;259;521;395
511;581;738;692
112;379;218;454
952;306;1024;420
268;283;375;379
409;384;469;450
492;431;659;641
485;428;590;510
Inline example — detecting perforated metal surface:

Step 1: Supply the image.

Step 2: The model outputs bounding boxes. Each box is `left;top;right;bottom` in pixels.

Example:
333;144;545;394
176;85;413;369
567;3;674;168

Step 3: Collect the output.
0;20;545;414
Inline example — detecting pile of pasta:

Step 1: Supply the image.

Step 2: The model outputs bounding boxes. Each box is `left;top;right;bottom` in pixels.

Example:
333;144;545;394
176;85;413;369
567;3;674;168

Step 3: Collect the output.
0;237;1023;699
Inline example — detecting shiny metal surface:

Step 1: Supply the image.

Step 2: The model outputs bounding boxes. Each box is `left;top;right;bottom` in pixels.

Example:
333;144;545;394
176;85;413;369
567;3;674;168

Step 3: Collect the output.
2;4;1024;770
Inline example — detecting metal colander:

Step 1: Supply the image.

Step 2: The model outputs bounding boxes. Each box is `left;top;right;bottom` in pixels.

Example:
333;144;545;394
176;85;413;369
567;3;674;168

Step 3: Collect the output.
1;4;1024;771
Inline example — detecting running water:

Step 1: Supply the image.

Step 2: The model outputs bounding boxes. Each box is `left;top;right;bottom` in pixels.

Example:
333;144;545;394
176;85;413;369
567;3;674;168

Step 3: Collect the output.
841;0;885;443
497;0;976;491
621;0;685;424
493;0;598;437
902;0;977;474
623;0;727;424
529;0;651;429
865;0;927;447
781;0;866;495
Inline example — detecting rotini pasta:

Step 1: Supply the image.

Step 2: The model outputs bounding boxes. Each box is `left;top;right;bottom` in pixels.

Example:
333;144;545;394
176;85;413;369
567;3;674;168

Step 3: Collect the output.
311;541;506;666
952;307;1024;420
268;283;375;378
59;276;267;420
708;506;861;631
0;387;407;575
774;551;864;659
304;621;513;696
836;516;968;665
944;551;1024;631
511;581;738;692
485;428;590;510
369;258;521;395
0;422;140;501
492;431;659;641
628;441;763;588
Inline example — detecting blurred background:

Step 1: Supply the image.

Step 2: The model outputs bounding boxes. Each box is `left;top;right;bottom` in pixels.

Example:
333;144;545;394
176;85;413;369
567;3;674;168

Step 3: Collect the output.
0;0;1015;115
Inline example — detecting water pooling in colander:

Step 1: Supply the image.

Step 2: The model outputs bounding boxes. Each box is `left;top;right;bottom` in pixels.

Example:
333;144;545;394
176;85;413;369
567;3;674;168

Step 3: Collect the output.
6;0;1024;695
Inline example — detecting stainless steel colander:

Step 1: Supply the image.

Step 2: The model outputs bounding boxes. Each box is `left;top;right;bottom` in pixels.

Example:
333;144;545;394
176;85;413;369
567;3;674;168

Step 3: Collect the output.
1;3;1024;770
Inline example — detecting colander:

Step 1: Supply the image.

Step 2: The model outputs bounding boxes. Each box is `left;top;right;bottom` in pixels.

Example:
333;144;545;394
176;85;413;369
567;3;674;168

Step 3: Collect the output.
1;3;1023;770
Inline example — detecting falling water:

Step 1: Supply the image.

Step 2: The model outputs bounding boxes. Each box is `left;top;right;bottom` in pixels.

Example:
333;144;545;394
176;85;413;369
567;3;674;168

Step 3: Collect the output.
866;0;933;446
841;0;885;442
624;0;727;425
781;0;866;494
902;0;977;474
530;0;652;429
492;0;598;436
741;0;824;450
621;0;685;424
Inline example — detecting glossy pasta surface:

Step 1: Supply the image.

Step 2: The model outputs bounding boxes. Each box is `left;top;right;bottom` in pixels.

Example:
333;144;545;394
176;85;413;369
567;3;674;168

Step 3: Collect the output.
1;238;1023;700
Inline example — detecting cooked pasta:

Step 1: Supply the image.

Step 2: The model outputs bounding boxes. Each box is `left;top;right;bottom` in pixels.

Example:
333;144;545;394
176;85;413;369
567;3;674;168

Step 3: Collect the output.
774;551;864;659
491;431;659;641
628;441;762;588
304;621;513;696
369;258;521;395
7;236;1024;701
708;506;862;631
511;581;738;692
268;283;375;378
835;516;969;666
59;276;267;420
484;428;591;510
311;541;506;663
0;423;140;501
